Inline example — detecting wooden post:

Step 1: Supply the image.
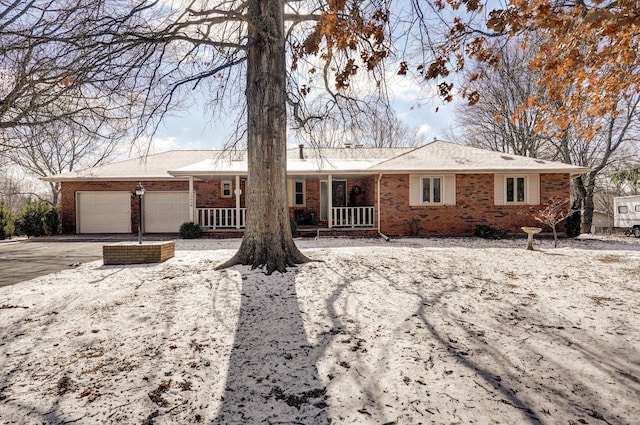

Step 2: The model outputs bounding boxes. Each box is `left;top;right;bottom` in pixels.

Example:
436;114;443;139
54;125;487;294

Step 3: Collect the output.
327;174;333;228
189;176;194;222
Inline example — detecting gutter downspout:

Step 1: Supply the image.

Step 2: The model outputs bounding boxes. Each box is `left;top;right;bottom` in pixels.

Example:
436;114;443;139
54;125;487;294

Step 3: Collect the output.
377;173;389;241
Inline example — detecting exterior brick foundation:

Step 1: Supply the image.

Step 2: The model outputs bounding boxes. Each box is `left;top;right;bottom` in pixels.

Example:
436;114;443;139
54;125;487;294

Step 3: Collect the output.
103;241;175;265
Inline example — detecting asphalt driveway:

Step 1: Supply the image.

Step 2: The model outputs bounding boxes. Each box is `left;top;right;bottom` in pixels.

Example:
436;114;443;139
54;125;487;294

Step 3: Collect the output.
0;235;180;287
0;238;107;287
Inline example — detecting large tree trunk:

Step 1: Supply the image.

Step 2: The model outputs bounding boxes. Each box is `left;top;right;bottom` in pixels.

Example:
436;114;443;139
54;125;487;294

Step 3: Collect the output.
581;172;597;234
218;0;309;274
573;173;597;234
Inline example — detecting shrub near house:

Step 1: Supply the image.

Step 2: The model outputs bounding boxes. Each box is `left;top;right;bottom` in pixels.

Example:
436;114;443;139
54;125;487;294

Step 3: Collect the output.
14;199;60;238
0;202;14;240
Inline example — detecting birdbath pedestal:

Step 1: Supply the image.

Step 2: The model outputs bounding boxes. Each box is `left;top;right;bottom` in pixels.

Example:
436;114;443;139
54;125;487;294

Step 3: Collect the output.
521;227;542;250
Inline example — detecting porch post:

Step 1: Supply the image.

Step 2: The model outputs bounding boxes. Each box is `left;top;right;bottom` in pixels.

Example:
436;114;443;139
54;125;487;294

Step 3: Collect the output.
235;175;241;229
188;176;194;222
327;174;333;228
377;173;382;232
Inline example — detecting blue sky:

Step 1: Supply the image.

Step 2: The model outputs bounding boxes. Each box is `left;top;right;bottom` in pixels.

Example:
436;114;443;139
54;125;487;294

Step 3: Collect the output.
145;0;474;153
152;87;457;152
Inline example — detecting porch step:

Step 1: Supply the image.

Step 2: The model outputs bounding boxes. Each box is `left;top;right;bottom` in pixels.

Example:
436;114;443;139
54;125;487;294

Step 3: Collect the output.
296;227;378;238
201;230;244;238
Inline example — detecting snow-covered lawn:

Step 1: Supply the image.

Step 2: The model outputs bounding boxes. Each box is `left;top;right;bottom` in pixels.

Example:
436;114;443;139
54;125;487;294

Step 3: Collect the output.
1;236;639;425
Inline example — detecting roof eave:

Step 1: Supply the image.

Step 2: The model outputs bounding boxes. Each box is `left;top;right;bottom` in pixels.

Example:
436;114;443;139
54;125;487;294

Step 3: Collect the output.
370;167;591;174
42;176;189;182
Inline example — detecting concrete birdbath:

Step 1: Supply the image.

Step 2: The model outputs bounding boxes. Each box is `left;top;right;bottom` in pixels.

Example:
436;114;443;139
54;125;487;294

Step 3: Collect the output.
521;227;542;250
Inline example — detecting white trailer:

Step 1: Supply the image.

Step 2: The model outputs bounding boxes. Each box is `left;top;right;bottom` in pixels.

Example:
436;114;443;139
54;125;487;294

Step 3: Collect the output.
614;195;640;237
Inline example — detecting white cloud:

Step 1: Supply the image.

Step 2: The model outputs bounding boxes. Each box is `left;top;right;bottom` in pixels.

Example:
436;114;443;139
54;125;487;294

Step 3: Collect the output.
416;123;432;135
151;136;182;152
385;71;437;104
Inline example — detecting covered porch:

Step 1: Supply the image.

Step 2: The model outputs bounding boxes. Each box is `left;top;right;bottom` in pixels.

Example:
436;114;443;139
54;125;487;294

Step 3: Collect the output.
283;172;379;232
185;173;379;232
170;155;381;234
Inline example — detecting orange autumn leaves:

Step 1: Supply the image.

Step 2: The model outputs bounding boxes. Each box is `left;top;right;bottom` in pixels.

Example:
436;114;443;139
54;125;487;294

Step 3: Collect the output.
294;0;637;136
435;0;639;133
293;1;388;89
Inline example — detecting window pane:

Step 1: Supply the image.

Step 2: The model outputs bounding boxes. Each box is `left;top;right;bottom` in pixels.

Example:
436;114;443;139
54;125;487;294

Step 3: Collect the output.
619;205;628;213
506;178;514;202
294;181;304;204
222;182;231;196
635;205;640;212
517;177;525;202
433;178;441;203
422;178;430;203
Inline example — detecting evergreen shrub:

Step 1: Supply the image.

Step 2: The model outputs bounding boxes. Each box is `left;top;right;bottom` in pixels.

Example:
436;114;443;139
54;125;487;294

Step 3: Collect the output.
179;221;202;239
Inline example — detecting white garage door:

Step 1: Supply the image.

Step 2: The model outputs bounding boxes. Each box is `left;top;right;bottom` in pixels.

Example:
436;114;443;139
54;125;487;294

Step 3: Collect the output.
143;191;190;233
77;191;131;234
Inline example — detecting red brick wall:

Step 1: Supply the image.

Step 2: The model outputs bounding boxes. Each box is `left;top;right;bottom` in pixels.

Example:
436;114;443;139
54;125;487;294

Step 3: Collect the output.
60;179;245;233
378;173;570;236
289;179;319;223
103;241;175;265
61;173;570;236
195;179;246;209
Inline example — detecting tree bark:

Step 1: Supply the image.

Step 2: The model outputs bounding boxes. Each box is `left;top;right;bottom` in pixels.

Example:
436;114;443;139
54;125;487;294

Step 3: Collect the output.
581;172;597;234
573;173;597;234
218;0;309;274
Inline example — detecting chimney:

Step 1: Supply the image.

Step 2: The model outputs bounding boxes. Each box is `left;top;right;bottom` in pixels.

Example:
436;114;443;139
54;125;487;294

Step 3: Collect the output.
298;143;304;159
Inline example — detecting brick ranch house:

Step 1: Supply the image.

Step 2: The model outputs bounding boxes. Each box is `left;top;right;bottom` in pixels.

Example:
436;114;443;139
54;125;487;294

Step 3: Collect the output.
44;141;589;237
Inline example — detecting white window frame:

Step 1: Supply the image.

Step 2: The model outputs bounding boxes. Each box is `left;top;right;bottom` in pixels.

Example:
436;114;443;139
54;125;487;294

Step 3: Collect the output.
421;176;444;205
505;175;527;204
221;180;232;198
618;205;629;214
293;179;305;206
635;205;640;213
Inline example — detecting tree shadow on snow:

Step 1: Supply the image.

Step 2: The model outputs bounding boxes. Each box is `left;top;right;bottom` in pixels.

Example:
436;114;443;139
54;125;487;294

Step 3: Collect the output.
305;252;640;424
212;268;329;424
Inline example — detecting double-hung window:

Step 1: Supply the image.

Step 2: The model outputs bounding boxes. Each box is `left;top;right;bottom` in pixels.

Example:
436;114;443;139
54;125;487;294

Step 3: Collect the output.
505;176;526;204
288;179;305;206
294;181;305;206
221;181;232;198
422;176;442;205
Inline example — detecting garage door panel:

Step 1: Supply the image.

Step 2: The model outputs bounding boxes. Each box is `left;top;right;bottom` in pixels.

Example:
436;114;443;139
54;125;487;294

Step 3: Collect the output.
77;192;131;234
144;192;190;233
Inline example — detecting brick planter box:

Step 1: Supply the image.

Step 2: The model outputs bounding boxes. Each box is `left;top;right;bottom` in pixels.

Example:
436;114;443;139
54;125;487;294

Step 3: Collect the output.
103;241;175;265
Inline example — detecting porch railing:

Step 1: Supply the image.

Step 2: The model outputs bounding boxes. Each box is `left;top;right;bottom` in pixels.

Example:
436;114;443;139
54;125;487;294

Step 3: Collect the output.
196;208;246;230
331;206;375;228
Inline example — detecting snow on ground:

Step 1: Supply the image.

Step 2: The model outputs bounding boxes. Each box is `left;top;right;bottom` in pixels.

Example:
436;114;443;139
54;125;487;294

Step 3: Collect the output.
1;236;639;425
